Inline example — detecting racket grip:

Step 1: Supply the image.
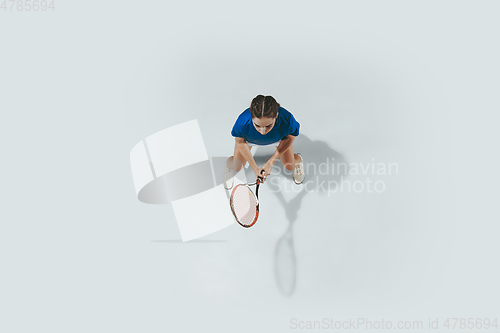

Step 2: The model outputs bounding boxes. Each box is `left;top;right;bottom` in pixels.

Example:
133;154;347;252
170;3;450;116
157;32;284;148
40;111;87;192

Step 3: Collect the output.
257;169;265;183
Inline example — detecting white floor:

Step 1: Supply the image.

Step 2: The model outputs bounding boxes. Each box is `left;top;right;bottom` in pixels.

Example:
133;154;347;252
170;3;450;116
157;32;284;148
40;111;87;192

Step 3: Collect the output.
1;1;499;332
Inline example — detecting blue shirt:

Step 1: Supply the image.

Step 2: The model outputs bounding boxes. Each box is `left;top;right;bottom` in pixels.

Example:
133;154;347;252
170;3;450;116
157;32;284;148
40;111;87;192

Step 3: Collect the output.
231;107;300;145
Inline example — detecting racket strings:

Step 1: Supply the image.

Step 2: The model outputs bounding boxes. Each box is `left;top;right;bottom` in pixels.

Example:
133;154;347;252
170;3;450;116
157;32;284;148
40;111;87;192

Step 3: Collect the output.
231;186;258;226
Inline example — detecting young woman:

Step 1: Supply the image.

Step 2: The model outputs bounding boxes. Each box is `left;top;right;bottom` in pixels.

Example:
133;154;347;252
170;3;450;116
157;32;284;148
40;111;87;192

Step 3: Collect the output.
223;95;305;189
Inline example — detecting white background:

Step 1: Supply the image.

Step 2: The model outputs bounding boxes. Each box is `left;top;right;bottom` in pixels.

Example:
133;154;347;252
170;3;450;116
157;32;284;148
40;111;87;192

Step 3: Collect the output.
1;1;499;332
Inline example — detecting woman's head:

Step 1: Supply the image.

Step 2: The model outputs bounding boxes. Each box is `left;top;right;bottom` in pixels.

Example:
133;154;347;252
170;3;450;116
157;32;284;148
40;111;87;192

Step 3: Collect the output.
250;95;280;135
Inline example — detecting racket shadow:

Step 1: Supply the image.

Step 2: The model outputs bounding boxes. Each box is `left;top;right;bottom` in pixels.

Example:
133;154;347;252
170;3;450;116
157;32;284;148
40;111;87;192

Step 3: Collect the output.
272;190;307;297
253;134;348;297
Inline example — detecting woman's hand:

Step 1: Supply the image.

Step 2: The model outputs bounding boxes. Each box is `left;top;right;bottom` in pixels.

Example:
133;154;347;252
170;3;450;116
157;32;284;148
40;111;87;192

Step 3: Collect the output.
258;159;275;183
252;167;265;183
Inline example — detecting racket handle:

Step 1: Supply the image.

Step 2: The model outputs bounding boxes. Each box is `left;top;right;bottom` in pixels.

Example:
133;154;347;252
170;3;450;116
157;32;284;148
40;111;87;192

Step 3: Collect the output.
257;169;265;184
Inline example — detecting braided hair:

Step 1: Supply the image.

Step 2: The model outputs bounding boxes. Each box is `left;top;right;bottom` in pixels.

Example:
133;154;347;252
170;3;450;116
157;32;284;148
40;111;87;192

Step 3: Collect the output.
250;95;280;119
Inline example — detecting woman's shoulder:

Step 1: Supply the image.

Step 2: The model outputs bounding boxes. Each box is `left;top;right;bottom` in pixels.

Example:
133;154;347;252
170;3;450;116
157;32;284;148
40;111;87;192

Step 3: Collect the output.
236;108;252;123
278;106;291;114
278;107;295;123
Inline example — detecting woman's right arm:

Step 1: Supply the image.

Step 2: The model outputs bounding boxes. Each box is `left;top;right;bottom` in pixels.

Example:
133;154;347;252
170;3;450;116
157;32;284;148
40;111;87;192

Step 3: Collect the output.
235;137;260;178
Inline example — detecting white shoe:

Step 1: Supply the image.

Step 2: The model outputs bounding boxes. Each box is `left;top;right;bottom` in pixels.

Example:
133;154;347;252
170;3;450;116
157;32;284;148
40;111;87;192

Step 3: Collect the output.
223;166;234;190
293;153;305;185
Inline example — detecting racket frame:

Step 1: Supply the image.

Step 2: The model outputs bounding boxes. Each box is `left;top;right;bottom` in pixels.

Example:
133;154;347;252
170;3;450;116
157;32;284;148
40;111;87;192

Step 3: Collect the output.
229;171;264;228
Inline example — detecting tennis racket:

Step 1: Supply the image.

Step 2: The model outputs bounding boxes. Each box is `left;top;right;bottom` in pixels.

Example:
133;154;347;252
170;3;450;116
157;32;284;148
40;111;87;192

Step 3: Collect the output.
229;170;265;228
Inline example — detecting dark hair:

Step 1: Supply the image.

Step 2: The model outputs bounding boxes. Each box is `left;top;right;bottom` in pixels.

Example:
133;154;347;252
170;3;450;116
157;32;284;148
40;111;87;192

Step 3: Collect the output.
250;95;280;119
